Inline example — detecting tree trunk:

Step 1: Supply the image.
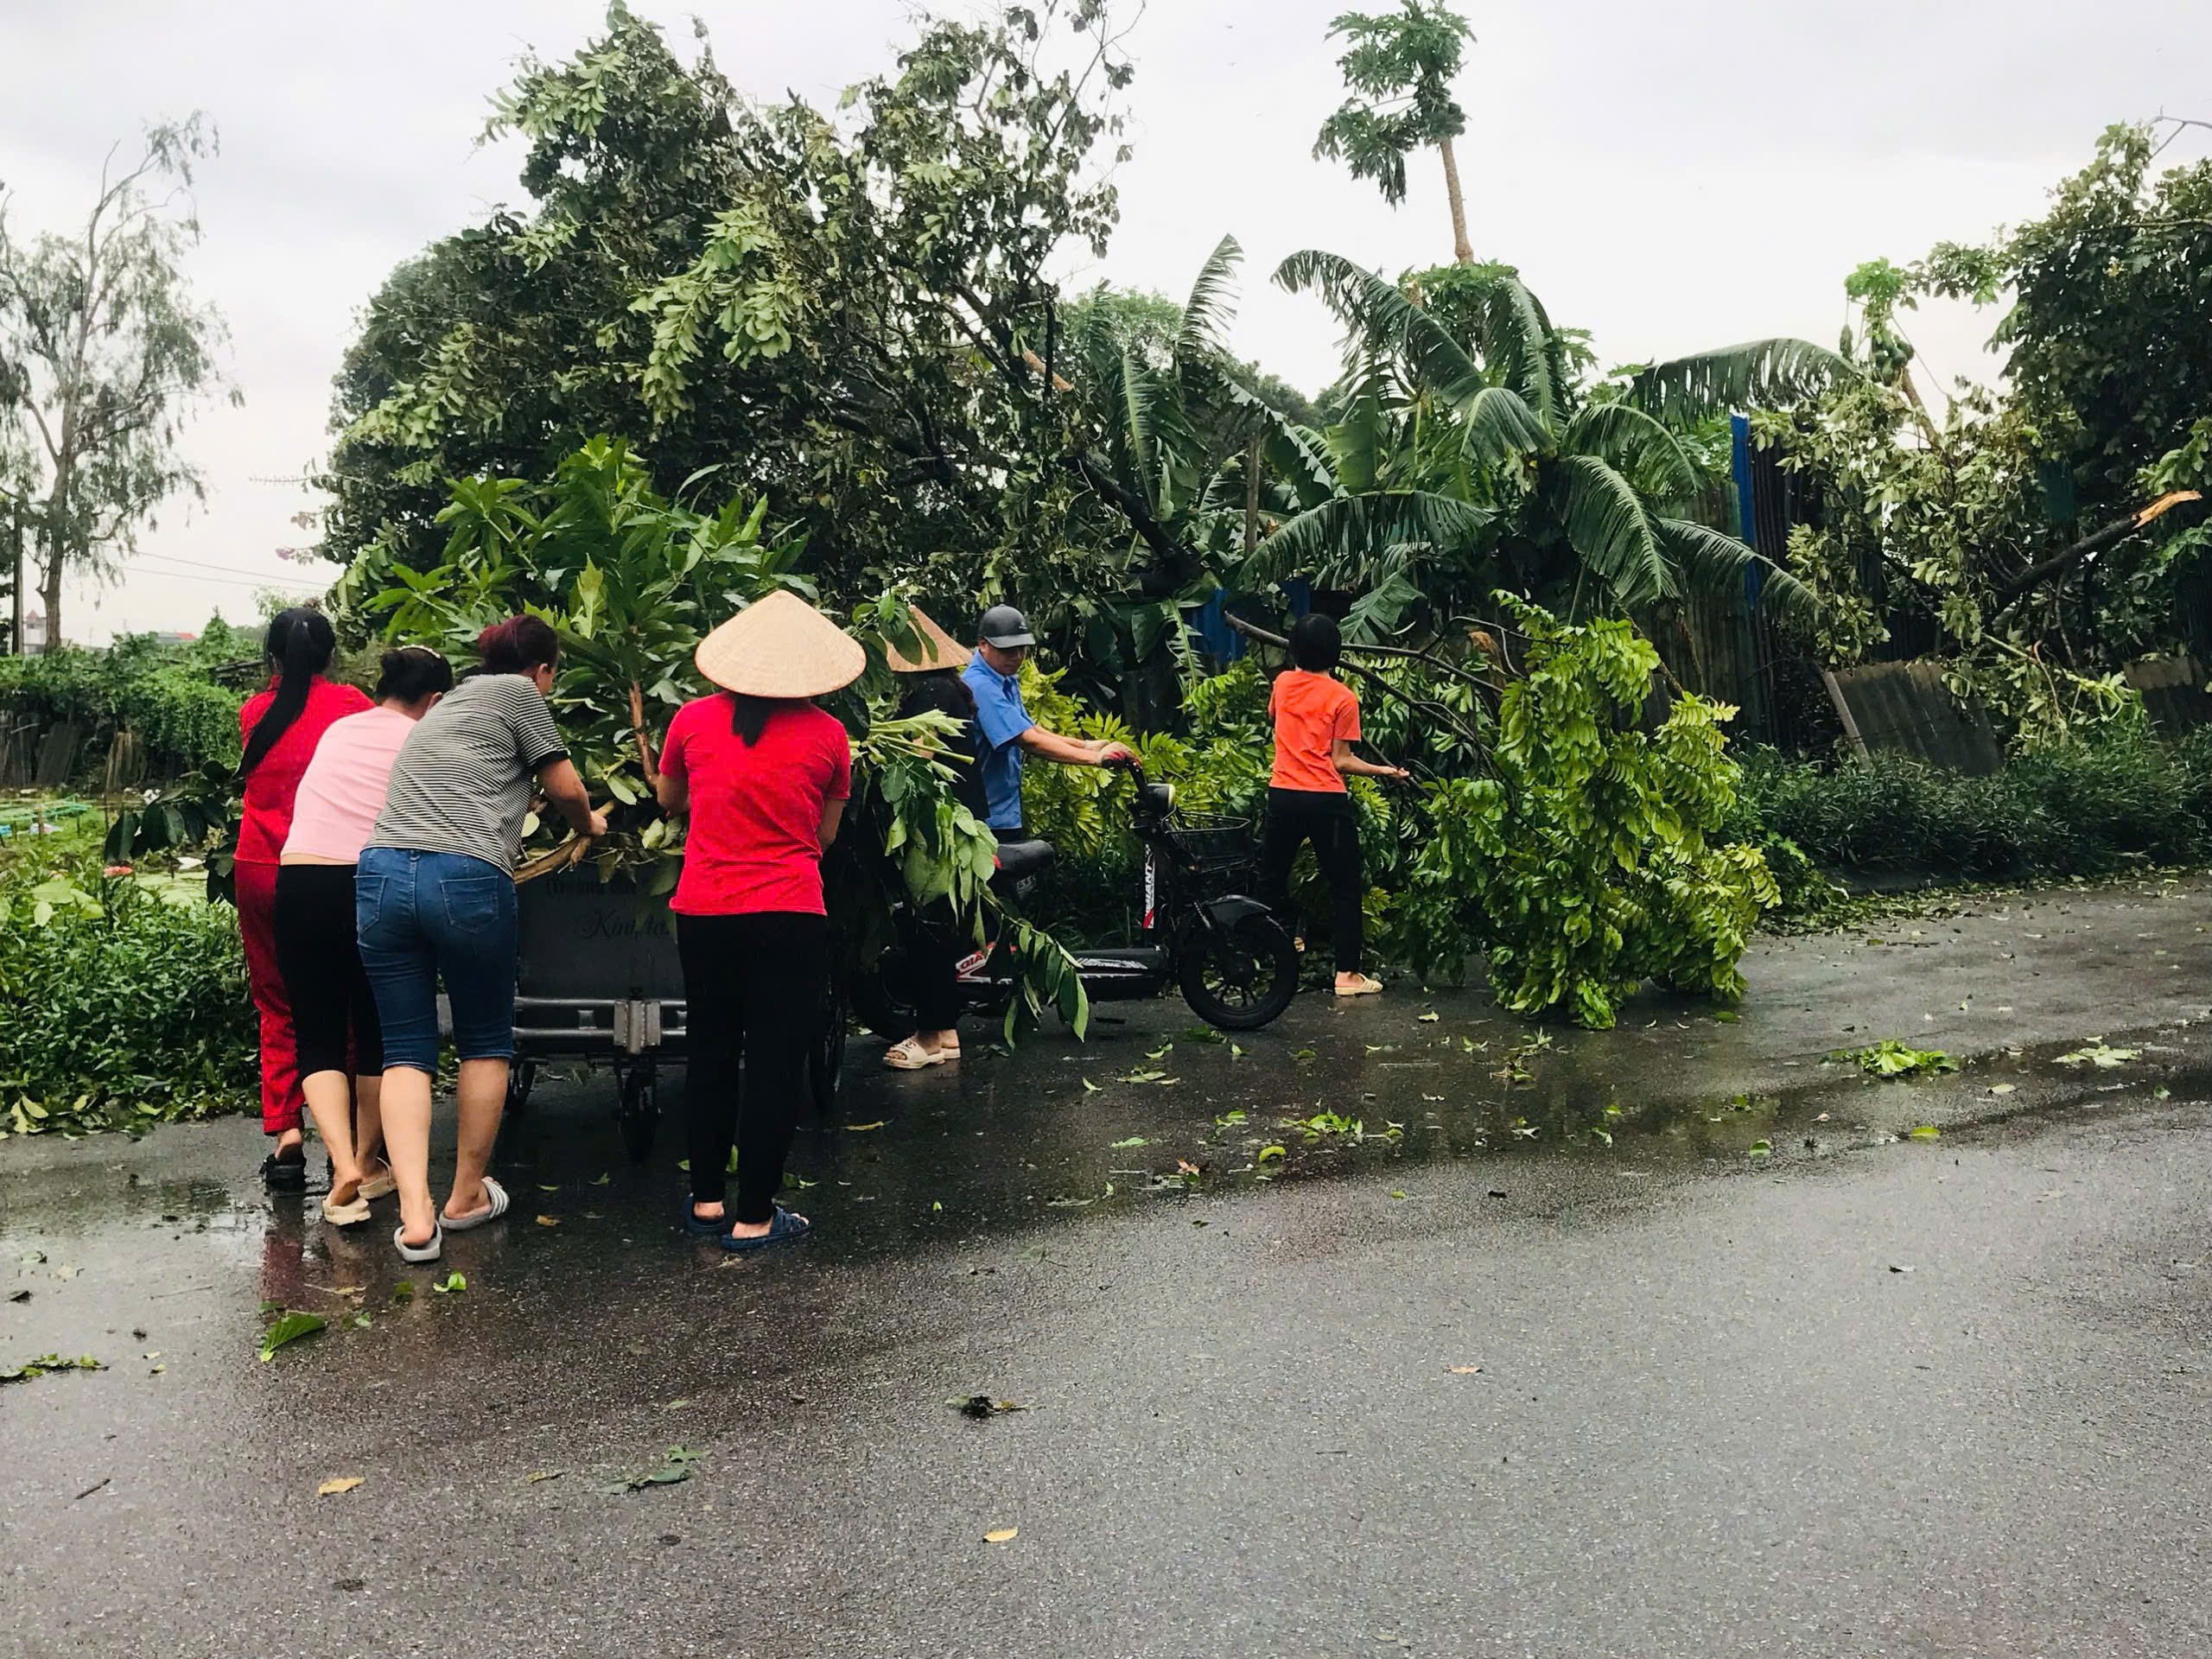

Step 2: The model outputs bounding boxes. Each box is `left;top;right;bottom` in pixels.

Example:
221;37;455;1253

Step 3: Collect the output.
1439;137;1473;266
39;537;62;653
1243;436;1262;560
7;503;22;656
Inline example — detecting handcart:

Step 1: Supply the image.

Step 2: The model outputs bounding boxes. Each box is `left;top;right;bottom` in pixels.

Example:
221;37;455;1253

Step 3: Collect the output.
504;865;846;1161
506;865;689;1162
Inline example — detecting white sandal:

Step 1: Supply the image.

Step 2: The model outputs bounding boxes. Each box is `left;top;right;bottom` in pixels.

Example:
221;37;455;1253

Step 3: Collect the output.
357;1162;397;1201
440;1175;510;1233
884;1037;955;1071
1334;974;1384;997
321;1187;372;1227
393;1222;443;1263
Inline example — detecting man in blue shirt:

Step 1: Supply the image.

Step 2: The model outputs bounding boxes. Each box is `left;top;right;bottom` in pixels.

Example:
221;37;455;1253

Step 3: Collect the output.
960;604;1134;835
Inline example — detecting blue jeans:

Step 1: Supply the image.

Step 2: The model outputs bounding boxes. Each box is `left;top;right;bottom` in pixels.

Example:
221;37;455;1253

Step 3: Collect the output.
355;847;518;1073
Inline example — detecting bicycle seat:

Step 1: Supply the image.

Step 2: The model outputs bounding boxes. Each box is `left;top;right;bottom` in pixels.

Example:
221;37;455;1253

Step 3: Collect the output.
991;837;1057;883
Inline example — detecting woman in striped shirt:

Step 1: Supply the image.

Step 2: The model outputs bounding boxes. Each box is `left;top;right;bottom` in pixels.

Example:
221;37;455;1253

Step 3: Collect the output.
357;616;606;1263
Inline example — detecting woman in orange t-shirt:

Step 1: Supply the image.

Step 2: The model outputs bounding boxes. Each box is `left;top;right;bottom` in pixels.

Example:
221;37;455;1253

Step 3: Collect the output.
1261;613;1408;996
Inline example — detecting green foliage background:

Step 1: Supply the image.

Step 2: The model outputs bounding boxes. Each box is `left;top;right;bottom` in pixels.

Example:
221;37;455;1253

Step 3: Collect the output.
0;626;249;779
0;818;252;1136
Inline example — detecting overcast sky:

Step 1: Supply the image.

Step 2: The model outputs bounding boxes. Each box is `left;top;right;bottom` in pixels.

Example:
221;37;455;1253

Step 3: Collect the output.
3;0;2207;642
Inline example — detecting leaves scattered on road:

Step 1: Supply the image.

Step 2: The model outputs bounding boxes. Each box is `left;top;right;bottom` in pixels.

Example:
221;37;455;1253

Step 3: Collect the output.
2;1352;103;1384
1837;1040;1957;1077
2055;1040;2139;1068
315;1477;364;1497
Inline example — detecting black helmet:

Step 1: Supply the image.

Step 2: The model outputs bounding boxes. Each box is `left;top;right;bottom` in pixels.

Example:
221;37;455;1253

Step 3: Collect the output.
977;604;1036;649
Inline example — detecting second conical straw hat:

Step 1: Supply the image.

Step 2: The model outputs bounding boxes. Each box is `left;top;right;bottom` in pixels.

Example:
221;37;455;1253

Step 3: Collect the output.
693;589;867;699
883;604;972;674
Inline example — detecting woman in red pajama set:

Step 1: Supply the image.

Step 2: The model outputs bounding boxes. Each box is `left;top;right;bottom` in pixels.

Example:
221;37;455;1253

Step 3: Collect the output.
235;607;370;1189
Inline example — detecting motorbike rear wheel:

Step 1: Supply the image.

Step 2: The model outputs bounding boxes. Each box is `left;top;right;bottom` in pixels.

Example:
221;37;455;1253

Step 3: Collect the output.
1176;913;1299;1031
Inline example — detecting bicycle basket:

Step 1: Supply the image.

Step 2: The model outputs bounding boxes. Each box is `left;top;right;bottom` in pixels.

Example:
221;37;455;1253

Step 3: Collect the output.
1167;812;1257;876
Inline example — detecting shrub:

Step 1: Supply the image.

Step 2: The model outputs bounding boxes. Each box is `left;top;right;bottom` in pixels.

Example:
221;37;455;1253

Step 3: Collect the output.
1732;732;2212;890
0;635;246;779
0;830;253;1135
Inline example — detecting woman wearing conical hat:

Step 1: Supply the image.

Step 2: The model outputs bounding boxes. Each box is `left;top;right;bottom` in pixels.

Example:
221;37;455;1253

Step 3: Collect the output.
881;606;988;1071
653;590;863;1251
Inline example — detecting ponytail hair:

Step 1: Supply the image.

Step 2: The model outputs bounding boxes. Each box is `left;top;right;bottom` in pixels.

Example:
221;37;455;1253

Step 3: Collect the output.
240;607;338;778
728;692;792;747
477;614;560;677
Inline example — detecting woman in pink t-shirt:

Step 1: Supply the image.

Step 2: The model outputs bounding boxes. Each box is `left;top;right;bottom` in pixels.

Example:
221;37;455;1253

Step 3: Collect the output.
272;646;453;1225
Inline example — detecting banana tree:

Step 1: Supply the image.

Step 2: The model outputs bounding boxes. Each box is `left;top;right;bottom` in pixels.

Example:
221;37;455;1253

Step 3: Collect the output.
1058;233;1295;663
1253;250;1850;636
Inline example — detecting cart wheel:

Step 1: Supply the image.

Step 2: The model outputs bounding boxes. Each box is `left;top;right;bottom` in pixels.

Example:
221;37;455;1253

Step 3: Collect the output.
505;1058;538;1118
618;1065;658;1165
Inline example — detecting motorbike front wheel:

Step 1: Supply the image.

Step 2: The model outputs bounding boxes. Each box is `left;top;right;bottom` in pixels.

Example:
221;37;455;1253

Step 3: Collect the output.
1176;913;1299;1031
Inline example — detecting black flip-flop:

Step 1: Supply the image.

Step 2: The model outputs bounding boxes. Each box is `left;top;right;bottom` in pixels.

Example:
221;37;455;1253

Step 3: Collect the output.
715;1206;811;1253
260;1150;308;1192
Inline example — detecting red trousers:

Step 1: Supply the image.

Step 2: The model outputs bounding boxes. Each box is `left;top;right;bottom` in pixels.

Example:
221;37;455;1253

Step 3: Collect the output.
235;859;304;1135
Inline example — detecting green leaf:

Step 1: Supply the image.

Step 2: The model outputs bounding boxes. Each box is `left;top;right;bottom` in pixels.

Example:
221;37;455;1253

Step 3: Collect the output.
1627;338;1862;422
431;1272;467;1295
258;1312;327;1362
2053;1041;2139;1069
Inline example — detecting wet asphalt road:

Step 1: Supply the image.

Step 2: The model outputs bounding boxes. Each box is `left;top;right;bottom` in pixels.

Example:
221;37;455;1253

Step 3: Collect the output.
5;874;2212;1657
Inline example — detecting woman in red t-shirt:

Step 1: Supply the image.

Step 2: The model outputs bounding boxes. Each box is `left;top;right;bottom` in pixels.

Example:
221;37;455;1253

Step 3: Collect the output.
653;592;862;1251
1262;613;1408;996
236;607;372;1187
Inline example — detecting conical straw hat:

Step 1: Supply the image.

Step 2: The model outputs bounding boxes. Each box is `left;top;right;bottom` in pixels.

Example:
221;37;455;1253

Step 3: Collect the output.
884;604;972;674
693;590;866;699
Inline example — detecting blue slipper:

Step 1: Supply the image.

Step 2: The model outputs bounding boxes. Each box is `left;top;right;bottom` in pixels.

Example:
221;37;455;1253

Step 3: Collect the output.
683;1205;732;1239
715;1206;811;1253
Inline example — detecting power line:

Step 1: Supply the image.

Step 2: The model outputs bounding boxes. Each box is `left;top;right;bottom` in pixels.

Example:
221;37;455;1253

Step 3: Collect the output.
134;550;311;580
114;566;270;590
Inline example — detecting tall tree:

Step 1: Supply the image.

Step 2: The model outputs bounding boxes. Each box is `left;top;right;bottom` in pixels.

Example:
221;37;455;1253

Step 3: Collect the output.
1745;122;2212;731
1312;1;1478;265
0;116;232;652
327;2;1165;663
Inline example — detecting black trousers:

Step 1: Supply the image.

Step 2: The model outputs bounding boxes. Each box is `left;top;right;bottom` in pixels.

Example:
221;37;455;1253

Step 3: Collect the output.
904;823;1022;1036
676;912;827;1222
903;902;967;1033
1259;787;1363;974
273;862;382;1078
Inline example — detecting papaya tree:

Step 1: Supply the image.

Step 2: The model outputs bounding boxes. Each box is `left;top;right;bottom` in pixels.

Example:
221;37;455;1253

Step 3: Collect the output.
1312;0;1480;265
